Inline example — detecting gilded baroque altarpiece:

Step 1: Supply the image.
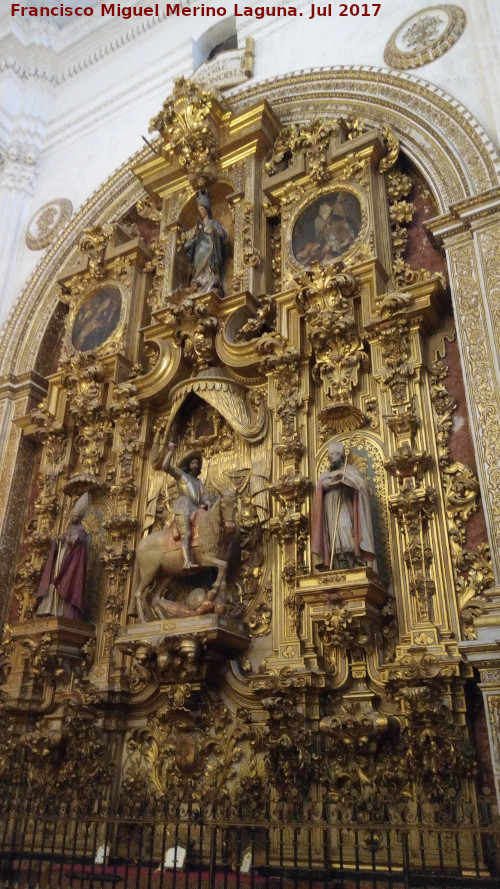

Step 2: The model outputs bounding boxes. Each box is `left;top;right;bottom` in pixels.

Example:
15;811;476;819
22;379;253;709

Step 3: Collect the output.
0;76;499;869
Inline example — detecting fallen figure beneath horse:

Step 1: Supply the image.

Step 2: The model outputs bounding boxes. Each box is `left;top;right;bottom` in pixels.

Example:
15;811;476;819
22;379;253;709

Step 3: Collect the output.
129;492;237;623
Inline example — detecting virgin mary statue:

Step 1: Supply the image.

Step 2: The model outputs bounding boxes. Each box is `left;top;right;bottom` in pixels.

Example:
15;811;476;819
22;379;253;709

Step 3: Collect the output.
184;190;227;297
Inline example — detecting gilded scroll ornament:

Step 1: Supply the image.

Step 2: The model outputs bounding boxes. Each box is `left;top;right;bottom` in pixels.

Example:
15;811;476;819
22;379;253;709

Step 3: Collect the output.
145;236;167;313
262;694;315;812
136;194;162;223
339;153;370;188
169;297;219;372
248;598;273;636
109;380;142;481
0;626;13;686
376;317;413;406
319;694;399;813
392;681;475;804
379;128;400;173
18;692;113;812
385;169;444;290
257;333;301;436
100;541;135;651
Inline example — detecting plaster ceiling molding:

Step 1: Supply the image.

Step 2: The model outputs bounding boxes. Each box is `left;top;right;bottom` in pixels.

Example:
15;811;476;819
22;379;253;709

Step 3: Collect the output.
0;33;59;84
26;198;73;250
384;5;466;71
2;67;500;380
0;8;168;85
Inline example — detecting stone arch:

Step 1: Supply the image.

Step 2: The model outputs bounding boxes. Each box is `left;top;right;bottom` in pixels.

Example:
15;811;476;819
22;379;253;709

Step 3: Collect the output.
1;66;499;379
230;67;500;206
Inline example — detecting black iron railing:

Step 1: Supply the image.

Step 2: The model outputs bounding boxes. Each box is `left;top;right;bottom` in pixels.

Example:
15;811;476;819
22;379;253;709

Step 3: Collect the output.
1;803;499;889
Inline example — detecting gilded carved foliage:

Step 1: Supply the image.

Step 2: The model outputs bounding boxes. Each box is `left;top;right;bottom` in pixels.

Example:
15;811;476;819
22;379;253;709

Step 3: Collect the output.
0;704;23;792
169;297;219;372
149;77;219;187
389;486;437;621
100;537;135;652
257;332;301;437
269;468;310;560
265;119;340;184
121;696;256;811
260;692;315;815
237;498;267;631
376;316;413;406
235;294;275;342
429;359;494;637
385;169;443;290
78;223;115;279
339;153;370;188
0;626;13;686
60;352;112;488
379;127;400;174
297;264;366;407
390;681;476;805
144;235;168;313
31;401;68;499
136;194;162;223
241;201;261;268
20;632;66;684
282;559;304;634
109;379;142;483
319;606;366;663
0;690;113;812
319;693;401;815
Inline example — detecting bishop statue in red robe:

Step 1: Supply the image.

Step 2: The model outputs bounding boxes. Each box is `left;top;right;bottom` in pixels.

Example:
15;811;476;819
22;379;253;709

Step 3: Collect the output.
36;492;90;620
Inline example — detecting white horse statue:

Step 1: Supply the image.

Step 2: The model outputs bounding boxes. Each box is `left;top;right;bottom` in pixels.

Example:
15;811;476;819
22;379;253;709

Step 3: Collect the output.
129;493;237;623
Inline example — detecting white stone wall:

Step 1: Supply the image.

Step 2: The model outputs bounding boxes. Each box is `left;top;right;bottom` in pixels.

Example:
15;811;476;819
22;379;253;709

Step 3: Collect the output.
1;0;499;334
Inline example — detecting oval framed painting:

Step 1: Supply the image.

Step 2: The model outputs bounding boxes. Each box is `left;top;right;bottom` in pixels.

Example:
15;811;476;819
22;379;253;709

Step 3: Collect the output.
291;189;363;267
72;286;122;352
